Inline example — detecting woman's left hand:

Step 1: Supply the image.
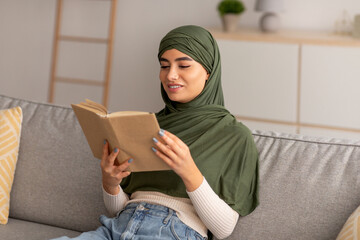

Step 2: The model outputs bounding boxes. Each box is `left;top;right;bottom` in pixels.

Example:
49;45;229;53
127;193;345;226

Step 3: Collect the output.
152;129;203;192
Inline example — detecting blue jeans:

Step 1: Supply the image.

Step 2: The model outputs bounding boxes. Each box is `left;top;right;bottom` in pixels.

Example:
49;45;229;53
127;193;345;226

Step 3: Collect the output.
51;202;206;240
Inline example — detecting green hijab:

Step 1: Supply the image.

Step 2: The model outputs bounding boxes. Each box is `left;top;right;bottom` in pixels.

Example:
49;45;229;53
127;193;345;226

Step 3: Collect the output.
121;25;259;216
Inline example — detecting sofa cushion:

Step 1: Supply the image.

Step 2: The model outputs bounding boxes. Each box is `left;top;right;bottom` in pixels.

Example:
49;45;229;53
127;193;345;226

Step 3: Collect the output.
0;107;23;224
0;95;107;232
336;205;360;240
1;218;80;240
222;131;360;240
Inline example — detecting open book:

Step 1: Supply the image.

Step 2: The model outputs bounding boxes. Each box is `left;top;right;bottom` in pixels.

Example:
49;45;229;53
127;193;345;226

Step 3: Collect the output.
71;99;170;172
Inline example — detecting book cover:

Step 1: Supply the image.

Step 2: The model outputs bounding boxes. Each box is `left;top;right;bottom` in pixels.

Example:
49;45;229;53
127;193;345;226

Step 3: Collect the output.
71;99;170;172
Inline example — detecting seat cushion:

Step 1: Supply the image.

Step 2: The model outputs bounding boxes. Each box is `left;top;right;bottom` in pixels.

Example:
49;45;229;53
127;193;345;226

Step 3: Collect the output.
0;218;81;240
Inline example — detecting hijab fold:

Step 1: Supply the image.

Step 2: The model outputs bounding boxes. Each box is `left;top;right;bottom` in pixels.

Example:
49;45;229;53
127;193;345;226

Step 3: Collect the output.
121;25;259;216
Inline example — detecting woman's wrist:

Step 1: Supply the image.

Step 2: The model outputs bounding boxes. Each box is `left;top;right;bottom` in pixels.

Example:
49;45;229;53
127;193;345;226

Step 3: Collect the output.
103;183;120;195
182;168;204;192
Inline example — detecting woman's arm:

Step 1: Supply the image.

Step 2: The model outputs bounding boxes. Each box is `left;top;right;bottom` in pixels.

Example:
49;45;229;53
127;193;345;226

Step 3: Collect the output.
101;140;132;216
187;177;239;239
152;129;203;191
152;130;239;239
102;185;129;217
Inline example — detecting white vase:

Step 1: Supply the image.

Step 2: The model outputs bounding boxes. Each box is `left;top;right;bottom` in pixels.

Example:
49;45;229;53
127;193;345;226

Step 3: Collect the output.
259;12;281;32
221;14;240;32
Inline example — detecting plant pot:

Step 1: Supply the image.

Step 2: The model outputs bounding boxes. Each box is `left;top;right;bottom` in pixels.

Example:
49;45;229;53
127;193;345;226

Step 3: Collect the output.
221;14;240;32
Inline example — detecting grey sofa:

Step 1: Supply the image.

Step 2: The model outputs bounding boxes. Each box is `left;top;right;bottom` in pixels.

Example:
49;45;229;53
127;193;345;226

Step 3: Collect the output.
0;93;359;240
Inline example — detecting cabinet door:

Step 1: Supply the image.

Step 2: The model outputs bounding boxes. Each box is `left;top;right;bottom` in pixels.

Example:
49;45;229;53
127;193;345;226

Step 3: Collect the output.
217;40;299;128
301;45;360;132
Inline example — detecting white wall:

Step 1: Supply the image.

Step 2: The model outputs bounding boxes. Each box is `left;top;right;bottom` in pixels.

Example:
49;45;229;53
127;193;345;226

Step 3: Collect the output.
1;0;360;113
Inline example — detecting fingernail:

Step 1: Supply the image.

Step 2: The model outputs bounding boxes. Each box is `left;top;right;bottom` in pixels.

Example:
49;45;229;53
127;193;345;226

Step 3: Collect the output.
151;147;157;152
159;129;165;137
114;148;118;153
128;158;133;163
103;140;107;145
152;137;158;143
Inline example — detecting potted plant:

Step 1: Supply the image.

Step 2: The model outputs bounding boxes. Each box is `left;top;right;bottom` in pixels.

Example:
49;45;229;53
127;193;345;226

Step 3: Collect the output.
217;0;246;32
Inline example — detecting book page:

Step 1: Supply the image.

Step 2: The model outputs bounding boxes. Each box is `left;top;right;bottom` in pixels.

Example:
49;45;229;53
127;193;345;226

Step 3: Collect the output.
109;111;151;117
74;103;106;117
85;99;108;114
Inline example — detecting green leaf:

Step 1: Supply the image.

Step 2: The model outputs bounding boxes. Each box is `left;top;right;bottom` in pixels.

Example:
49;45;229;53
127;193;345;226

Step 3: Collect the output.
217;0;246;16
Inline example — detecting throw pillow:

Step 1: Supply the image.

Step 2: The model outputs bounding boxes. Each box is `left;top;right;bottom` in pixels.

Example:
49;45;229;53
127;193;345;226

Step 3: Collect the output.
0;107;23;224
336;205;360;240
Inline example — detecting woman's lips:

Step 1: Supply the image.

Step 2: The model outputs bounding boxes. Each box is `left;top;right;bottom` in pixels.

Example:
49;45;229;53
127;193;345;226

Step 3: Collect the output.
167;84;183;92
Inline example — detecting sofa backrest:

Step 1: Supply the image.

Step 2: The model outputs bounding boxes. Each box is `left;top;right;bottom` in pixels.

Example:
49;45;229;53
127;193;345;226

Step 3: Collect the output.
1;94;360;239
227;130;360;240
0;94;106;232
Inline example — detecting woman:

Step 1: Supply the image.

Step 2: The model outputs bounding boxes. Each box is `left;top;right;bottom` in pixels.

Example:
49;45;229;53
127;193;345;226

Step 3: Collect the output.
54;25;259;240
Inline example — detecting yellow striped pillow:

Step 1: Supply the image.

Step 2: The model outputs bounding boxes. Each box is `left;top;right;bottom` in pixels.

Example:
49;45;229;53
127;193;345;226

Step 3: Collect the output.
337;206;360;240
0;107;23;224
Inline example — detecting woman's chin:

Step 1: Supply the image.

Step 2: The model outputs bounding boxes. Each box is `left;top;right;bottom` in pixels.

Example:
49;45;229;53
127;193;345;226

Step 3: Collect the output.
170;98;183;103
168;95;186;103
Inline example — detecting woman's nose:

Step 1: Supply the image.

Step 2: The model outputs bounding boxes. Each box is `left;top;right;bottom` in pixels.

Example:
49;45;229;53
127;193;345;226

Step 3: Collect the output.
167;66;179;81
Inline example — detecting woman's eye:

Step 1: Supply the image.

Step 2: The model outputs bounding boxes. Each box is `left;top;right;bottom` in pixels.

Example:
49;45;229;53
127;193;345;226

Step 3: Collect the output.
160;65;190;69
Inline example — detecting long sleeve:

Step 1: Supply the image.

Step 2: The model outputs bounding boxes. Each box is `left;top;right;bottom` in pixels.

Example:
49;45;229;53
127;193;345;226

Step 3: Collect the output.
187;177;239;239
102;185;129;217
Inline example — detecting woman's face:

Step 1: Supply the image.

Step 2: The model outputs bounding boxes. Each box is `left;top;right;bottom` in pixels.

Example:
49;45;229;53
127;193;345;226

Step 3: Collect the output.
159;49;209;103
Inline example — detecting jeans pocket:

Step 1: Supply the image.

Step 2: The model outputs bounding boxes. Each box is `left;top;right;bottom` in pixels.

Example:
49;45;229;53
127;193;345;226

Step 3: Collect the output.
171;218;207;240
194;232;206;240
115;209;123;218
186;227;207;240
170;218;188;240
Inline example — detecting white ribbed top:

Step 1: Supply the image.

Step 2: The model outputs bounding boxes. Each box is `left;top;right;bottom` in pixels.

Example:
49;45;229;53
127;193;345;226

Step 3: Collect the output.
103;177;239;239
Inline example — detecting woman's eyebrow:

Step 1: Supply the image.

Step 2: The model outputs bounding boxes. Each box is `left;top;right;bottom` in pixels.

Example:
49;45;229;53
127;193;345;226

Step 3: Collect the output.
159;57;193;62
175;57;193;61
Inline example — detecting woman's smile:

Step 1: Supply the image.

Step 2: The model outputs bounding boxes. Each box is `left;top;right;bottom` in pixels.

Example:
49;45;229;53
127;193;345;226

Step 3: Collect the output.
167;83;184;92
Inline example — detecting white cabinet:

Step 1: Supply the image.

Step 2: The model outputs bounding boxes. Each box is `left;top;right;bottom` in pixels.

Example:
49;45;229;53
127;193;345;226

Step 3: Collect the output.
300;45;360;129
211;28;360;140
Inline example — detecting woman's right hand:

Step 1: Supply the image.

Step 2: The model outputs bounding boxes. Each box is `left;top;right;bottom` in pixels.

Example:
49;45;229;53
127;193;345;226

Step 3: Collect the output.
101;141;132;195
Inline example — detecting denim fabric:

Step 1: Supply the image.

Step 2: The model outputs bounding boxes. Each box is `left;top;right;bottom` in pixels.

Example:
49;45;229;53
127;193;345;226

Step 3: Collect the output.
51;202;206;240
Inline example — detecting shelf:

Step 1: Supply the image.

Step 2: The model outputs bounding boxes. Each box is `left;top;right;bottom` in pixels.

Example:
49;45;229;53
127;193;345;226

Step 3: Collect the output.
208;27;360;47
